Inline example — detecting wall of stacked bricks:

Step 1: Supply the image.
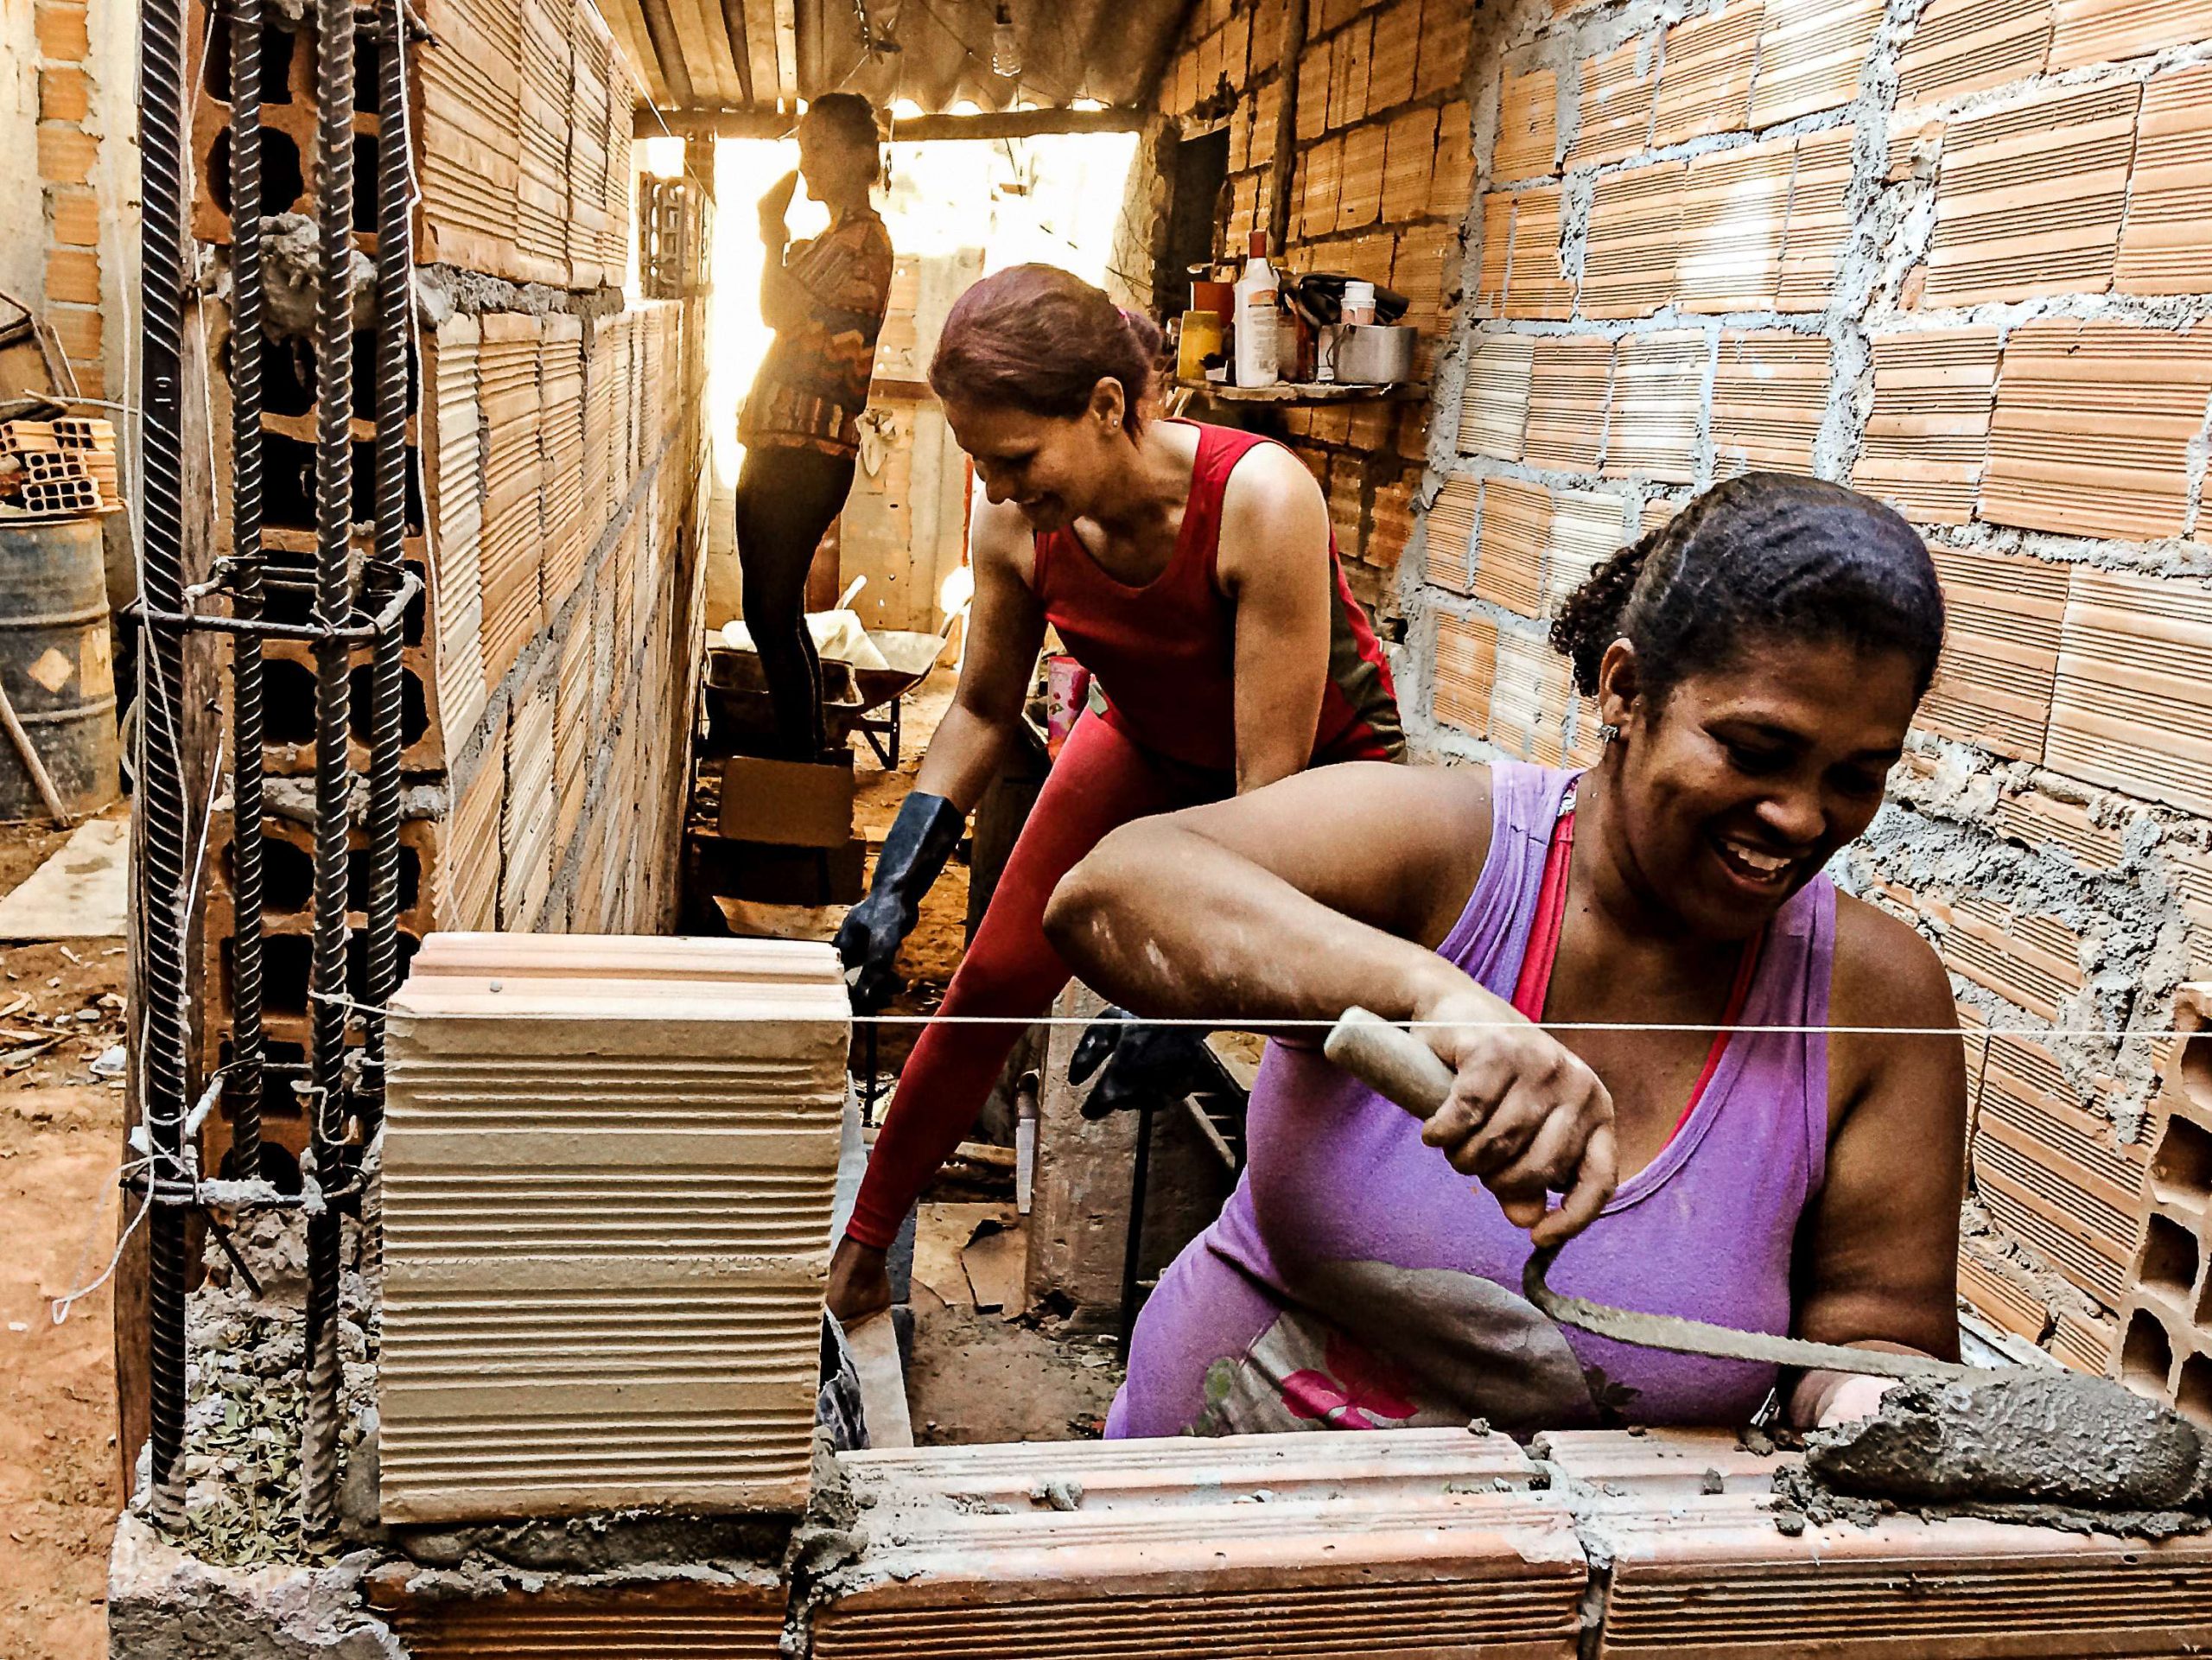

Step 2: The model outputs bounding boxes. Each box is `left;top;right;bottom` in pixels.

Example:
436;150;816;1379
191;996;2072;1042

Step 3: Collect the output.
187;0;709;1179
10;0;133;403
1161;0;2212;1398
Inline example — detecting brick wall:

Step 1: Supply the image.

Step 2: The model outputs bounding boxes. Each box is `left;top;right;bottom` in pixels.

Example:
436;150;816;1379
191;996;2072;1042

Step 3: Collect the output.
1161;0;2212;1397
192;0;706;1179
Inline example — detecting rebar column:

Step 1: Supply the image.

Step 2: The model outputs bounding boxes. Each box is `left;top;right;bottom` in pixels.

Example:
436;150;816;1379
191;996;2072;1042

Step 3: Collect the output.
357;0;414;1155
300;0;357;1531
136;0;194;1535
225;0;270;1186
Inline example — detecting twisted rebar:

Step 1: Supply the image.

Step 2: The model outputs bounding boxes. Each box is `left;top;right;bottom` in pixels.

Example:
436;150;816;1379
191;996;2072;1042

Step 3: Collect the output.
358;0;414;1155
301;0;357;1531
136;0;193;1536
226;0;269;1186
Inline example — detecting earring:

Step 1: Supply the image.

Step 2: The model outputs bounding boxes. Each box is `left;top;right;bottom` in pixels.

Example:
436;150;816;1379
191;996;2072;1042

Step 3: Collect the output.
1598;722;1620;747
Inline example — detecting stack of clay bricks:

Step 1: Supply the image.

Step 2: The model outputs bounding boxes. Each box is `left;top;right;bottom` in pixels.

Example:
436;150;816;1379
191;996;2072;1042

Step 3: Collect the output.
188;0;709;1186
414;0;633;289
0;417;121;517
368;1423;2212;1651
821;1429;2212;1654
1191;0;2212;1383
377;933;849;1523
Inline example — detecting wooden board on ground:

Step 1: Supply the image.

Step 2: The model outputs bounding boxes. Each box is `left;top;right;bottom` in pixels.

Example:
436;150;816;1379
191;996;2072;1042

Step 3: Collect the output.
843;1313;913;1449
0;817;127;939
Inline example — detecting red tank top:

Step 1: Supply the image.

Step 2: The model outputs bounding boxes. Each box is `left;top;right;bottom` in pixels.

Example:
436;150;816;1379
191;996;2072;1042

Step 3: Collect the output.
1029;422;1402;773
1513;806;1761;1142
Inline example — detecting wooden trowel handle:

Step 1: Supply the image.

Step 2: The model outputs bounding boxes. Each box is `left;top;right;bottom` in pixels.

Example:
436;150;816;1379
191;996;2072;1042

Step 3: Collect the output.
1323;1007;1455;1123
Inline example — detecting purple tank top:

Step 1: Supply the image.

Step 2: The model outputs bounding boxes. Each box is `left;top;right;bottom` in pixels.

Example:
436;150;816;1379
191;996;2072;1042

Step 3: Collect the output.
1122;760;1835;1434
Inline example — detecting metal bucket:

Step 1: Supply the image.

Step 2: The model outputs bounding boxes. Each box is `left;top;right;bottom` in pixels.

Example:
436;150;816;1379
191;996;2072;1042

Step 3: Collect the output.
0;517;119;822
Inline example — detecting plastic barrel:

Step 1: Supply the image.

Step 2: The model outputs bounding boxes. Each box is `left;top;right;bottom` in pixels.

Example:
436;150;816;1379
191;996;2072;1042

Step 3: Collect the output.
0;517;120;822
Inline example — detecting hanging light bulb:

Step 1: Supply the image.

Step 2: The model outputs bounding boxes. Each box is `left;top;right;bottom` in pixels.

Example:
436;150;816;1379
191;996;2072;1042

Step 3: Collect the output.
991;3;1020;79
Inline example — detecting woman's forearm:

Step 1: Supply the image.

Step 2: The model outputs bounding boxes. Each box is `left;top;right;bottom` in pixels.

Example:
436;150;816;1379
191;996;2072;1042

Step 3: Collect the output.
1046;817;1481;1029
911;698;1017;813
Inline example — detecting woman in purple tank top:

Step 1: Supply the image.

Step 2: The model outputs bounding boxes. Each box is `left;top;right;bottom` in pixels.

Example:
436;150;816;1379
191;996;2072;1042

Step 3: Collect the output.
1044;473;1967;1436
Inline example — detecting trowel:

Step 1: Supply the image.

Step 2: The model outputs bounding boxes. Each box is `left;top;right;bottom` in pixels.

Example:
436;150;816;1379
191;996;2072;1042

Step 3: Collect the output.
1323;1007;2212;1518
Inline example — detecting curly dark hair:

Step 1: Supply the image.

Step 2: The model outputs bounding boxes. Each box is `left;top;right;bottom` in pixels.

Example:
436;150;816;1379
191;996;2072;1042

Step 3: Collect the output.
1549;472;1945;709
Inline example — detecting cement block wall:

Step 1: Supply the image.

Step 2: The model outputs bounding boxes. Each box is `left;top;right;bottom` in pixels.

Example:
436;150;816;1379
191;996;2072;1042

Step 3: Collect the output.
1164;0;2212;1393
193;0;708;1180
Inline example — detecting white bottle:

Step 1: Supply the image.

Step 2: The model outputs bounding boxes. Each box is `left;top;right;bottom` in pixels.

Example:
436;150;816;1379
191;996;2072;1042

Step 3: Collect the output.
1234;231;1281;389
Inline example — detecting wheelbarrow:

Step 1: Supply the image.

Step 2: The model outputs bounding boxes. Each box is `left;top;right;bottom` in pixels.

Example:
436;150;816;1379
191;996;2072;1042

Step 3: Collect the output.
702;582;959;766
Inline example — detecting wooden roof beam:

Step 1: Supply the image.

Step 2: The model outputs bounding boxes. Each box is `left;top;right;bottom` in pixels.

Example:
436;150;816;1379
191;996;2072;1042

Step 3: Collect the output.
639;104;1144;138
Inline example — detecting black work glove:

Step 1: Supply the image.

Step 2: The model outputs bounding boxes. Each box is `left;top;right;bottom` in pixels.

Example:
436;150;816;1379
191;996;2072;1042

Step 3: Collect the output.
835;791;963;1014
1068;1006;1231;1121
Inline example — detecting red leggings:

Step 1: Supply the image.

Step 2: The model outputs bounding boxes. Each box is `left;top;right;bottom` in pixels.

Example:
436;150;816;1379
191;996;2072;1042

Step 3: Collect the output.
845;712;1205;1250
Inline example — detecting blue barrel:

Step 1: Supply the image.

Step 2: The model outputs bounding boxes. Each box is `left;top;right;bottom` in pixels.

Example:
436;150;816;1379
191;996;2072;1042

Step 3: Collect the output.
0;517;120;822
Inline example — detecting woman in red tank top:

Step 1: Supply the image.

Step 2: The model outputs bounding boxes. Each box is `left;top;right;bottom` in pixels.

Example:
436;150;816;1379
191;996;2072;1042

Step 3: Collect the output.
828;264;1404;1323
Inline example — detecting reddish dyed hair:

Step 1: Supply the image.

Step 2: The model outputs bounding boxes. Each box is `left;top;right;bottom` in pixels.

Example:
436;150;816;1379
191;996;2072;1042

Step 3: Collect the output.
930;264;1163;432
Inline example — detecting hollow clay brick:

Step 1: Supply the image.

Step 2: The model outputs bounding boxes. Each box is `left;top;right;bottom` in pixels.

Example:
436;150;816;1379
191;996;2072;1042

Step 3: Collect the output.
1603;331;1705;485
1711;332;1828;477
2047;566;2212;820
1494;66;1558;182
1895;0;2052;109
1749;0;1882;127
1459;332;1534;459
1523;336;1612;472
1853;328;2000;526
817;1430;1583;1659
379;934;850;1523
1433;608;1499;733
1651;0;1763;145
1426;475;1479;591
1922;81;2137;307
2050;0;2212;70
1471;476;1550;618
1570;38;1656;169
2117;64;2212;297
1982;321;2212;544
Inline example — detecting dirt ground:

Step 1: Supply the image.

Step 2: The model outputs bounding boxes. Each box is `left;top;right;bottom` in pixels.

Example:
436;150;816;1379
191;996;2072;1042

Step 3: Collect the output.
0;808;130;1660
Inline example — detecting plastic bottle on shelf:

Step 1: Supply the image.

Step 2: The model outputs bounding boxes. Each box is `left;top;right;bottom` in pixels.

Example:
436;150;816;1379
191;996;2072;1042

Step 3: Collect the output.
1233;231;1281;389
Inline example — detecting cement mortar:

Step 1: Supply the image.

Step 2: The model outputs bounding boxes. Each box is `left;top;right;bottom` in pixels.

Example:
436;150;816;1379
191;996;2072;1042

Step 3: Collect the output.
389;1510;798;1576
106;1514;404;1660
1806;1371;2207;1511
257;215;377;341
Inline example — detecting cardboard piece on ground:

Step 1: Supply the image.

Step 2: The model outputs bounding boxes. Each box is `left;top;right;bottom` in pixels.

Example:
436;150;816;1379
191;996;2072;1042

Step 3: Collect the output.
912;1202;1015;1307
714;894;843;942
0;817;126;939
718;754;855;847
962;1218;1027;1319
843;1313;913;1449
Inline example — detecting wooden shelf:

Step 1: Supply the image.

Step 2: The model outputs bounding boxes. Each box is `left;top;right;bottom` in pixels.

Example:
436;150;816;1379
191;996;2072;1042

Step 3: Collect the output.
1176;378;1420;404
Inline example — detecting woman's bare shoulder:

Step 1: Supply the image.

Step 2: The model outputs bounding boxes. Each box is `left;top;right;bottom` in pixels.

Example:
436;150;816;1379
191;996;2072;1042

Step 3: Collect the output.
1828;888;1954;1031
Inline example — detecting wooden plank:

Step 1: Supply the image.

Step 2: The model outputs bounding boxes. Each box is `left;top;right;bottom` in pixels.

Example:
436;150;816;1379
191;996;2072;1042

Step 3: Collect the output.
599;0;672;105
741;0;780;111
662;0;736;105
645;103;1142;137
772;0;798;105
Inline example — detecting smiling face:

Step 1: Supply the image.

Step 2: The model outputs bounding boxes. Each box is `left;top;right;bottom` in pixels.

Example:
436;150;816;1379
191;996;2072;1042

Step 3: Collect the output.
943;384;1128;531
1599;634;1918;940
